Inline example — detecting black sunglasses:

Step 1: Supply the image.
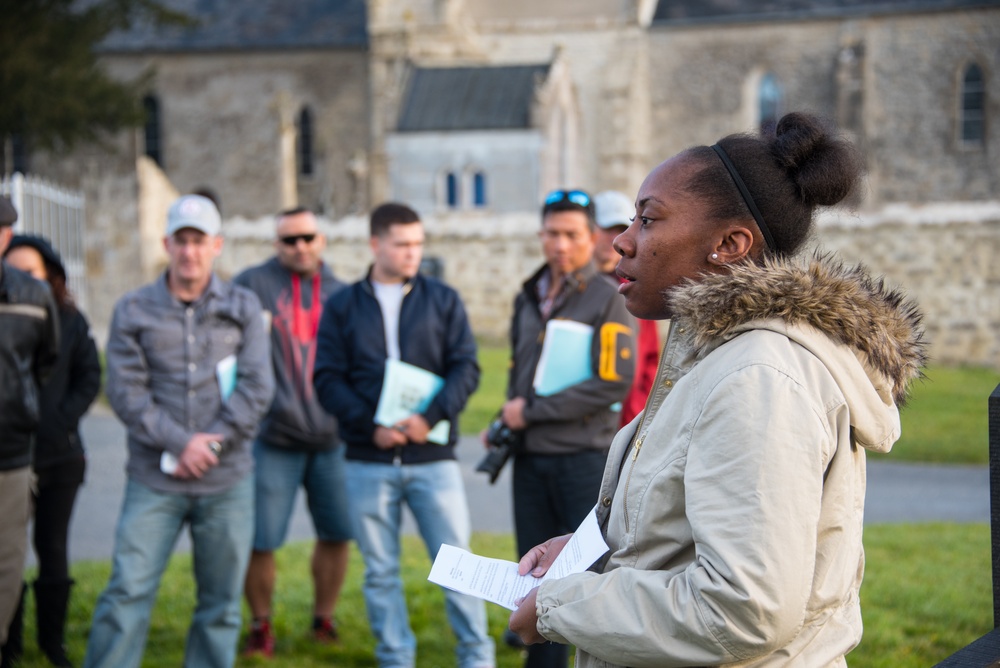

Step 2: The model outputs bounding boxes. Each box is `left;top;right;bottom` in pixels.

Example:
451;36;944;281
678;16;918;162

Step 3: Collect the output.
279;233;317;246
543;189;592;208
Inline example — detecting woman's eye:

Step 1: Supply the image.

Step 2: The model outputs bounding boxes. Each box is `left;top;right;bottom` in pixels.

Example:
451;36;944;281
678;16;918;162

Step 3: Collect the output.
640;217;652;226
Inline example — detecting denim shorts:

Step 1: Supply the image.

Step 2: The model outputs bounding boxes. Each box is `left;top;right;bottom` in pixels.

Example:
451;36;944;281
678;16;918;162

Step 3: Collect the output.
252;439;352;551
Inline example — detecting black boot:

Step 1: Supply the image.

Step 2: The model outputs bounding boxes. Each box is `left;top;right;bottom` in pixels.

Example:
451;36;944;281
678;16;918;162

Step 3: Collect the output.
0;582;26;668
33;578;73;668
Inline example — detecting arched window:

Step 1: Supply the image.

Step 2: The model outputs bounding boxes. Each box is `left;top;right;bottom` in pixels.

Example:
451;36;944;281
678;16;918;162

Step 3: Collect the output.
298;106;314;176
142;95;162;167
759;73;782;135
961;64;985;145
472;171;487;207
446;172;459;208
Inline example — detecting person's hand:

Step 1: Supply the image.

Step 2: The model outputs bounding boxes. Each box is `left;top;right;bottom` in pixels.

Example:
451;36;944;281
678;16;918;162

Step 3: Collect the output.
374;425;408;450
501;397;527;430
518;534;573;578
509;587;545;645
395;414;431;444
175;432;223;479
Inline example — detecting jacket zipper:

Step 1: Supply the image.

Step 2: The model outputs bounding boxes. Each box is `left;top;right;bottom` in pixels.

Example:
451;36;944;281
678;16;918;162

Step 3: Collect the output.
621;347;670;533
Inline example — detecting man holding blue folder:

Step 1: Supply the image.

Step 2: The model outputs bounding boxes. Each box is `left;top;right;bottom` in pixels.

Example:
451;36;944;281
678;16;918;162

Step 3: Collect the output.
498;189;635;668
313;202;494;668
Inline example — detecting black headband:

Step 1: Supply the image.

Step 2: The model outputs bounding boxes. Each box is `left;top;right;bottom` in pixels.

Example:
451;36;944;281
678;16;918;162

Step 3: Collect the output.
710;144;776;252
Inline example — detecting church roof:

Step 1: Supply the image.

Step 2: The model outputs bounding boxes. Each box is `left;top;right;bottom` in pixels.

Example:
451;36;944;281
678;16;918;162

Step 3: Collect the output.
652;0;1000;25
99;0;367;52
396;64;551;132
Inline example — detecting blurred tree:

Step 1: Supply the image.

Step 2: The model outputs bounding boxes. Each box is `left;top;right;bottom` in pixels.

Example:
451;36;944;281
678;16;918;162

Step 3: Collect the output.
0;0;191;161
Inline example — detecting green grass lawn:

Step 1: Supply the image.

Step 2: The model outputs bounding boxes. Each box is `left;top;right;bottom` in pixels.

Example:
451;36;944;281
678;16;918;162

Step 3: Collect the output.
466;342;999;465
11;525;991;667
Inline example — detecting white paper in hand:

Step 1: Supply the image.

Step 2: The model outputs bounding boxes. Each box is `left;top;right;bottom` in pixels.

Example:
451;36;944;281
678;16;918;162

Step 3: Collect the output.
428;507;609;610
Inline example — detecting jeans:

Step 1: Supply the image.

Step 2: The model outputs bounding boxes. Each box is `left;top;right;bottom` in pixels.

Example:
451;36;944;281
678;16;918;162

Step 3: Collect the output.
346;459;495;668
252;439;352;550
0;466;31;650
83;475;254;668
513;450;608;668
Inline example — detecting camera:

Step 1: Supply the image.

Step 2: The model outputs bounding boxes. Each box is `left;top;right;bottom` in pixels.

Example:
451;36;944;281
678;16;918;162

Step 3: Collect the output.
475;416;524;485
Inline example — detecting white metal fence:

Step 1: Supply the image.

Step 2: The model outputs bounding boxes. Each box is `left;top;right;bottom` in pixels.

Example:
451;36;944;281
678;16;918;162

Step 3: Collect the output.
1;172;88;310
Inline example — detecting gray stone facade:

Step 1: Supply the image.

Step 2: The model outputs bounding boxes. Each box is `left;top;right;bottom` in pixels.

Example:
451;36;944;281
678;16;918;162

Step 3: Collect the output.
12;0;1000;369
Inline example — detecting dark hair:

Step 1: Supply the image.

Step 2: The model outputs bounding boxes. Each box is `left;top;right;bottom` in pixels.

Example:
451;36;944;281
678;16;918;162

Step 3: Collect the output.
370;202;420;238
46;267;75;312
683;112;864;258
541;191;597;228
277;206;313;219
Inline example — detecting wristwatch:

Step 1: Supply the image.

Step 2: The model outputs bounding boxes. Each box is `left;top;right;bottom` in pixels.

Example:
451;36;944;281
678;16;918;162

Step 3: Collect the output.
208;440;223;457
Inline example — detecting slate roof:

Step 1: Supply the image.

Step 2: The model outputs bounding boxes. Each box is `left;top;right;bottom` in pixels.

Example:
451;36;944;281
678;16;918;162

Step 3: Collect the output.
99;0;367;52
652;0;1000;25
396;64;551;132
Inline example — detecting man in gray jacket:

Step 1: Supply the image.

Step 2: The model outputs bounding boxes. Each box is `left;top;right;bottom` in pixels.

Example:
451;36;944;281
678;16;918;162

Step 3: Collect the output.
497;189;635;668
84;194;274;668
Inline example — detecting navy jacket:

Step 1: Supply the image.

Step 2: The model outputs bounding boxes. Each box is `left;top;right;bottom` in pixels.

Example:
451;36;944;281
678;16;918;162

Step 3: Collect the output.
313;271;479;465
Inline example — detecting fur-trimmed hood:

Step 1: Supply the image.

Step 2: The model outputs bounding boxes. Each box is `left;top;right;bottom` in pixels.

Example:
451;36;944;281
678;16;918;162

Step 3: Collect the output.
669;253;927;409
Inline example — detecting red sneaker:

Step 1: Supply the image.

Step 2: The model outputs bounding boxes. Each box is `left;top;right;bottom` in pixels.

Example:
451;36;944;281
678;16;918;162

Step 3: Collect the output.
243;618;275;658
312;616;340;644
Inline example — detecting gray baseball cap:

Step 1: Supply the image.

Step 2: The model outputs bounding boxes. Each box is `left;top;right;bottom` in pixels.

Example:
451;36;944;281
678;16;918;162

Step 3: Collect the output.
0;196;17;227
166;194;221;237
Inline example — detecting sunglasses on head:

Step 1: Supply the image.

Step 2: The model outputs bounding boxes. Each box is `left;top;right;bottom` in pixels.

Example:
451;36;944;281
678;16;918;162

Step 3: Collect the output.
544;189;591;208
279;233;317;246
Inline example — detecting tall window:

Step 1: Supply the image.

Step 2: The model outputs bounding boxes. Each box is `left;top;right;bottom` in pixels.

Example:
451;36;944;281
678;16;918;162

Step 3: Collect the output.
143;95;162;166
961;64;985;145
759;73;782;135
472;171;487;207
298;106;314;176
445;172;459;208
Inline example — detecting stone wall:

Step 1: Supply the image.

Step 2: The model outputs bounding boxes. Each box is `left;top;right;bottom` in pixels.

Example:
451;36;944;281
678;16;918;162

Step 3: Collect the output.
198;202;1000;369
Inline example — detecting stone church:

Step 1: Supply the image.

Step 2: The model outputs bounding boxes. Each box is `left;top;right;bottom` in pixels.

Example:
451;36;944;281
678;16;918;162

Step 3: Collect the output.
16;0;1000;366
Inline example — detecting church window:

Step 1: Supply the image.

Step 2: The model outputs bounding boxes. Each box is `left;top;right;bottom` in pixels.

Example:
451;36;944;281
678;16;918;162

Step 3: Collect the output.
759;73;782;134
472;171;487;207
961;64;985;145
143;95;162;167
446;171;459;208
298;107;314;176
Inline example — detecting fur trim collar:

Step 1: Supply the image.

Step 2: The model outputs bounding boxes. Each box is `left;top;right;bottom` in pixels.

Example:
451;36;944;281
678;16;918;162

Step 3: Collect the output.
668;253;927;405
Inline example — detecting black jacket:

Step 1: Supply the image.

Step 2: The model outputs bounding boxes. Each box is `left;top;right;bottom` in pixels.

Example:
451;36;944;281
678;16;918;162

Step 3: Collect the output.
34;305;101;470
0;261;60;470
313;271;479;465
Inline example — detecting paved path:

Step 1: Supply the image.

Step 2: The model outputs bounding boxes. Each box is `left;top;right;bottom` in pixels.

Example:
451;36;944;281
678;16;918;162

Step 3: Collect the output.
34;408;991;565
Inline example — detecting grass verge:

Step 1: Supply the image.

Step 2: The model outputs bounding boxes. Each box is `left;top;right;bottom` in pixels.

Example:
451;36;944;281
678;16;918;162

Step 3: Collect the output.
9;525;991;667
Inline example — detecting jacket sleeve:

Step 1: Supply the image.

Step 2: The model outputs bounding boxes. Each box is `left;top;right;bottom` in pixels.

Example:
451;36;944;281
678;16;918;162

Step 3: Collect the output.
534;364;832;666
523;293;635;424
34;288;60;386
54;310;101;428
313;293;377;444
105;297;192;453
204;291;275;444
422;289;480;428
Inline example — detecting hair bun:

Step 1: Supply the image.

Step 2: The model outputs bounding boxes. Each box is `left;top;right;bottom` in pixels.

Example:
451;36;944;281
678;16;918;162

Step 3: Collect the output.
771;112;864;207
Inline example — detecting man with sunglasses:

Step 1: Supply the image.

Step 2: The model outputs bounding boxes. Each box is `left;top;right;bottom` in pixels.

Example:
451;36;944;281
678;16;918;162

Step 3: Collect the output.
233;207;351;657
498;189;635;668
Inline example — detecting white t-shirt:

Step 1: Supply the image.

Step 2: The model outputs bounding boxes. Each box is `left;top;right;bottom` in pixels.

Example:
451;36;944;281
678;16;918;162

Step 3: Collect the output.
372;280;405;360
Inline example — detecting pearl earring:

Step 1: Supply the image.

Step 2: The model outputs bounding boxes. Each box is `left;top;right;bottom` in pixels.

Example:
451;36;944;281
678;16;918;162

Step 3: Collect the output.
711;253;719;260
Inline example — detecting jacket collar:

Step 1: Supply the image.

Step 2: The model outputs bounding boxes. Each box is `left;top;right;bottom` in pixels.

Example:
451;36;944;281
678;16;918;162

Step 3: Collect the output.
668;253;926;406
524;261;599;304
157;270;226;306
362;265;417;297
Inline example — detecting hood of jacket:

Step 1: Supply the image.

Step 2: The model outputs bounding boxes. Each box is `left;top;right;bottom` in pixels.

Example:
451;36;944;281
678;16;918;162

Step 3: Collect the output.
669;253;927;453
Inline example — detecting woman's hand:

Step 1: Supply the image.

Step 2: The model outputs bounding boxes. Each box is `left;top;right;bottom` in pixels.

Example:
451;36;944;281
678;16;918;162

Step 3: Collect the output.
509;587;545;645
518;533;573;577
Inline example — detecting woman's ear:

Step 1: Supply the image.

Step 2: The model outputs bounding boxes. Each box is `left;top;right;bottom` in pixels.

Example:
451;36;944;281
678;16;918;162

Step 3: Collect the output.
708;225;756;265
